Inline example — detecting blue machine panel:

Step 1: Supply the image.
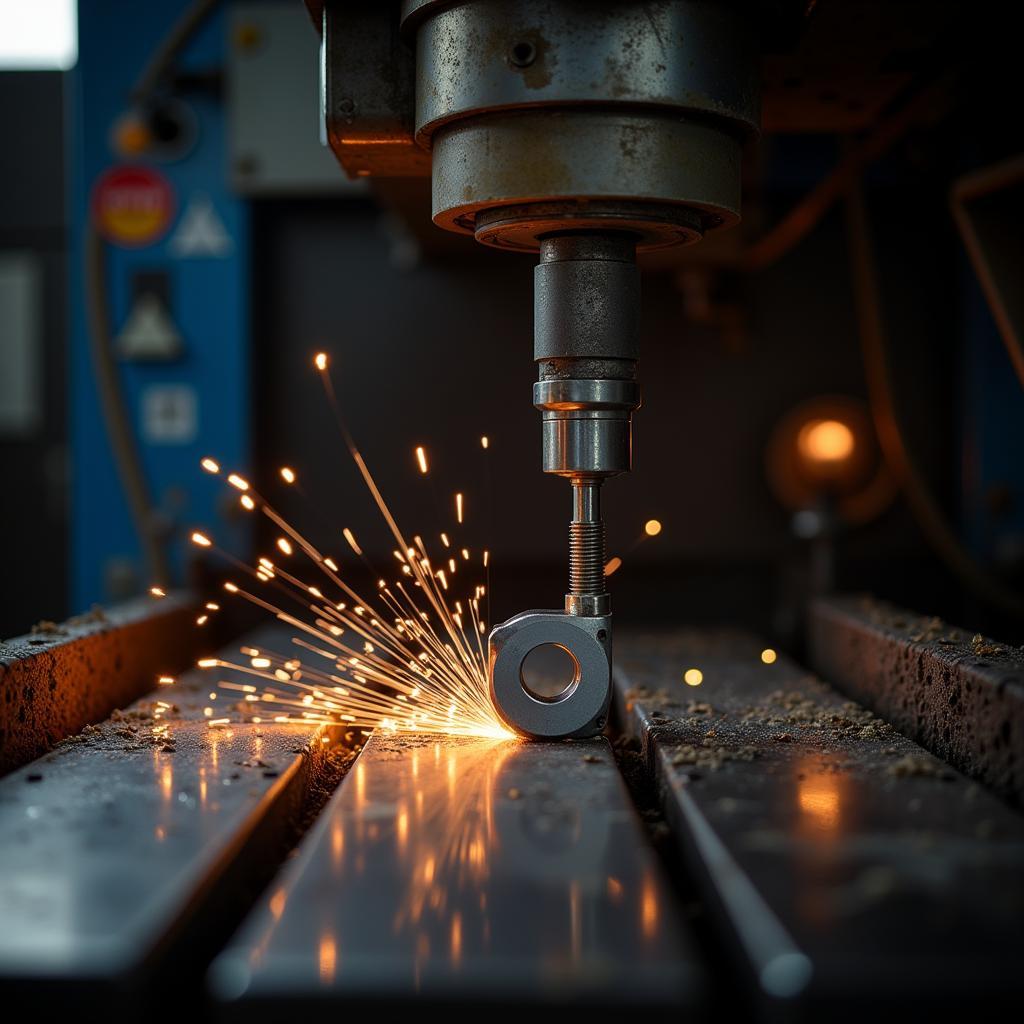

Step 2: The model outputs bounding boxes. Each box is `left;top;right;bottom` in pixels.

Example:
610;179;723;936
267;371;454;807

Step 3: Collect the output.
70;1;250;607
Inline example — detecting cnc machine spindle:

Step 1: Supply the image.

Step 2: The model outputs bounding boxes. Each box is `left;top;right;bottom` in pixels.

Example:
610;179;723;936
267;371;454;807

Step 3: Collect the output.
533;233;641;619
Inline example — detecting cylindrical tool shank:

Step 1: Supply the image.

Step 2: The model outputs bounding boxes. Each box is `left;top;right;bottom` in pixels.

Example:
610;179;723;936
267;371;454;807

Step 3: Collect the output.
535;256;639;364
534;234;641;477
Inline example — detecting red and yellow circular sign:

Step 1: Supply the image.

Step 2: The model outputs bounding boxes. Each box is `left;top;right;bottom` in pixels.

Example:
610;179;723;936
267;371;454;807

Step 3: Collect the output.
92;165;175;247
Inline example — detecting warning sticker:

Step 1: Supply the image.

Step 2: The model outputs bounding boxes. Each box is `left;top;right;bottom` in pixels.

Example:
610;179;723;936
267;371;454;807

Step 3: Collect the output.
169;195;233;258
92;166;175;248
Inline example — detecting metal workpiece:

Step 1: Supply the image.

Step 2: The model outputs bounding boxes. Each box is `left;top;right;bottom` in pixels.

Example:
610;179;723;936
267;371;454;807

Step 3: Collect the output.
489;478;614;737
211;732;702;1013
489;610;611;739
613;630;1024;1015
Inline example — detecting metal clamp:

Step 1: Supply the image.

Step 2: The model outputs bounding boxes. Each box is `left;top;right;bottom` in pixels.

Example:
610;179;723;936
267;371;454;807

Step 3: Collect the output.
489;611;611;740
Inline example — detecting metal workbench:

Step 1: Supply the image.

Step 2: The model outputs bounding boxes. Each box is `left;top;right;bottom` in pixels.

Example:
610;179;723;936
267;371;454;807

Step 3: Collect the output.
1;596;1022;1019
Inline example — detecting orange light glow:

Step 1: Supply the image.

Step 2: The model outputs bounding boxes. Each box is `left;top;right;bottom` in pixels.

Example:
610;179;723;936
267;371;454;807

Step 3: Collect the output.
191;531;211;547
227;473;249;491
644;519;662;537
314;352;328;371
641;875;659;939
798;772;841;832
604;556;622;576
684;668;703;686
761;648;777;665
319;932;337;983
415;446;429;474
280;466;296;484
797;418;855;465
480;435;489;449
201;457;220;474
150;586;166;598
455;492;464;524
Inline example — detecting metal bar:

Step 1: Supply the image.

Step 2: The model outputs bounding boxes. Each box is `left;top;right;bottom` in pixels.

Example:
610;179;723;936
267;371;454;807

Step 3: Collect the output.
211;733;704;1016
613;629;1024;1017
0;625;342;1013
0;593;199;774
809;595;1024;807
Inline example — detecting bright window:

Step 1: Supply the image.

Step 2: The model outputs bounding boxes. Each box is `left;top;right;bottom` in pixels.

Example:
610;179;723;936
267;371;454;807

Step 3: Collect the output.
0;0;78;70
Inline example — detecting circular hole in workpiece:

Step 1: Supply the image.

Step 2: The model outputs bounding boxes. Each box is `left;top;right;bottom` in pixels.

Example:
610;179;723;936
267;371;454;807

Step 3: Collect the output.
509;40;536;67
520;643;579;703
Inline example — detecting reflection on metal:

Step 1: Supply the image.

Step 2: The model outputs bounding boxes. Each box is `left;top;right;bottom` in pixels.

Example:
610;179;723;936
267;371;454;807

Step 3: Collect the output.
212;734;701;1010
796;762;843;836
614;629;1024;1014
0;628;331;1007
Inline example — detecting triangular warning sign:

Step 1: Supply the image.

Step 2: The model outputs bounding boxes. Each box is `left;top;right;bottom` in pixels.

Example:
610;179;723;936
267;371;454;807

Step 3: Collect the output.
117;293;182;359
169;195;233;258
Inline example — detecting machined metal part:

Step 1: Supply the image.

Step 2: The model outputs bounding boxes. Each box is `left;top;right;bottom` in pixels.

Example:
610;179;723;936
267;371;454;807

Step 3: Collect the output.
488;474;615;738
489;610;611;739
612;629;1024;1014
211;731;701;1011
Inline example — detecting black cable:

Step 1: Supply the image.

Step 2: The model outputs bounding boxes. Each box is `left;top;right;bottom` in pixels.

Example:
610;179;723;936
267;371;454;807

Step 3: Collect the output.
130;0;221;109
84;225;171;587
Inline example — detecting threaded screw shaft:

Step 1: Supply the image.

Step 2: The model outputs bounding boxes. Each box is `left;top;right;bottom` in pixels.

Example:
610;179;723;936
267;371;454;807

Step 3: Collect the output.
569;518;606;594
568;478;607;600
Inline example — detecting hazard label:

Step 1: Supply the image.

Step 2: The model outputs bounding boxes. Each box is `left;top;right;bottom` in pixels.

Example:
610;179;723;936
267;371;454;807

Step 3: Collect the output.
169;195;233;258
93;166;175;248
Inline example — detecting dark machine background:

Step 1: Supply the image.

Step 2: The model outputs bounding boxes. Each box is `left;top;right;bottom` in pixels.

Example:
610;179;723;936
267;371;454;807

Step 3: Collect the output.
1;1;1022;645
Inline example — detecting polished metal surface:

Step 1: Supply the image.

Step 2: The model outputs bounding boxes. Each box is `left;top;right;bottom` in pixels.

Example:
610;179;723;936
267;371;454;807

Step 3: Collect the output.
613;630;1024;1014
534;234;640;477
0;626;328;999
489;610;610;739
211;732;701;1011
